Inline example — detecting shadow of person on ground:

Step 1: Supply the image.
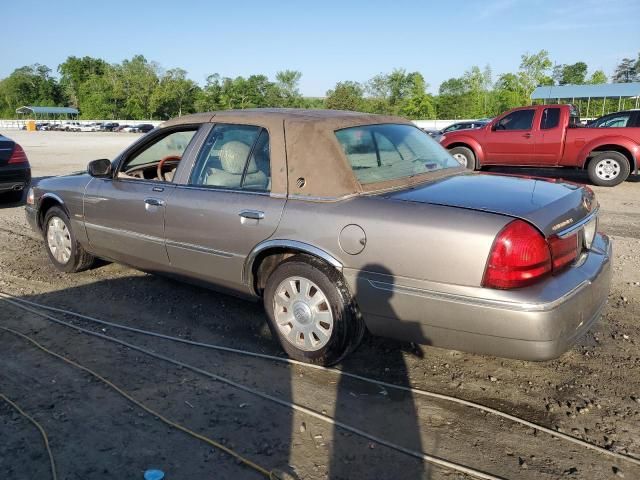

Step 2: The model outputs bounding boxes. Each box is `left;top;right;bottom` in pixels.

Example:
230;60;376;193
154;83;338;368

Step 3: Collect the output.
328;264;430;479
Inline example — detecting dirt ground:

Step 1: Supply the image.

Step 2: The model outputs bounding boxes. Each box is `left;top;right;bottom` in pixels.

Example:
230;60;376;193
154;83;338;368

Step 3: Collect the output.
1;130;639;480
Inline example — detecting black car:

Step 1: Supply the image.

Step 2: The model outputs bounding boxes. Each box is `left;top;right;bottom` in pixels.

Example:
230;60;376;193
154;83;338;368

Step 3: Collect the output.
0;135;31;203
587;110;640;128
136;123;155;133
101;122;120;132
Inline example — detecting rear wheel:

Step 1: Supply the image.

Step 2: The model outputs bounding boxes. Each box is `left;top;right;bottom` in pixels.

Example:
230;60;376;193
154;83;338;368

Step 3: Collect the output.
449;146;476;170
587;151;630;187
263;255;364;366
43;206;95;272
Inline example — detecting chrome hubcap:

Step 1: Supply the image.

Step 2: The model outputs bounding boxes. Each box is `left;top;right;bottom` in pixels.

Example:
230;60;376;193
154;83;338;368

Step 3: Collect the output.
47;216;72;264
452;153;468;167
595;159;620;181
273;276;334;351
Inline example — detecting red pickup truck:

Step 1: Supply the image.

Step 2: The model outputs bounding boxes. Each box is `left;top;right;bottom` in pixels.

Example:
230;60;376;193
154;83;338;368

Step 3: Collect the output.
440;104;640;186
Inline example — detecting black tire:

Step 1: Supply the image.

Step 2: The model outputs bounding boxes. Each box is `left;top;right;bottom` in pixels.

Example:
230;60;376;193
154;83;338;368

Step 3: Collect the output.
43;206;95;272
263;255;364;366
448;146;476;170
587;151;630;187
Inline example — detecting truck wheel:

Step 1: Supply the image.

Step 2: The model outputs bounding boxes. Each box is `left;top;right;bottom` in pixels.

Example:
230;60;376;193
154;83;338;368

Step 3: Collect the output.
43;206;95;272
449;146;476;170
263;255;364;366
587;151;630;187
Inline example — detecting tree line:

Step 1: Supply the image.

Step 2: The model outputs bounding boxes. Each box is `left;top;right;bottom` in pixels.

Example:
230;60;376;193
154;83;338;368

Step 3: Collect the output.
0;50;638;120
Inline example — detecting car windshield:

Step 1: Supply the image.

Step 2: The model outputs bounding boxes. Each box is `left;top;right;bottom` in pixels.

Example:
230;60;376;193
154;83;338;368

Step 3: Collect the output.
335;123;460;185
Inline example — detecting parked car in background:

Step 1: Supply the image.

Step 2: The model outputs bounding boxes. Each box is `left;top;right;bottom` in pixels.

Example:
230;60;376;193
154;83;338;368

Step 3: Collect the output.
121;125;138;133
136;123;155;133
63;121;82;132
114;125;130;132
101;122;120;132
0;135;31;203
431;120;489;142
440;104;640;186
78;123;101;132
26;109;611;365
587;110;640;128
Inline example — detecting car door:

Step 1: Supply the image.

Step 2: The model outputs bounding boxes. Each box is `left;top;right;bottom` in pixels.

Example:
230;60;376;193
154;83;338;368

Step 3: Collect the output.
83;126;201;271
164;123;286;292
531;106;564;165
483;108;537;164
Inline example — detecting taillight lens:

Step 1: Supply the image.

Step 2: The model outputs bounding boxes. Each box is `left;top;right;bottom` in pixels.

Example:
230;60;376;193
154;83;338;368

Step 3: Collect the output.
483;220;551;289
548;234;579;271
8;144;28;165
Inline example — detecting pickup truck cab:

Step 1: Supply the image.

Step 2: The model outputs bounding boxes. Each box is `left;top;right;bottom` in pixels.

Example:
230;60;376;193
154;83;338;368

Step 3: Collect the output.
441;104;640;186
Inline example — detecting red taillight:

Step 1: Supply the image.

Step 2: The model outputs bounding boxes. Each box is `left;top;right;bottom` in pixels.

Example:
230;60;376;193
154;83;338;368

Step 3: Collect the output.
483;220;551;289
8;144;28;165
549;233;579;271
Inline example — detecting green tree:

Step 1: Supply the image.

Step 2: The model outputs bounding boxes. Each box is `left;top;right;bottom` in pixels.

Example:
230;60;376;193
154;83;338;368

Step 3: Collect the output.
325;81;364;111
150;68;200;118
518;50;553;94
118;55;160;118
553;62;588;85
587;70;607;85
58;56;109;108
399;73;435;119
275;70;303;107
0;64;64;117
612;57;638;83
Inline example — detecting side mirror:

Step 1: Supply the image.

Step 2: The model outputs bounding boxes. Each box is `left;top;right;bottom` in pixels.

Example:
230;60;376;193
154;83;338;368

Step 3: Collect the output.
87;159;112;178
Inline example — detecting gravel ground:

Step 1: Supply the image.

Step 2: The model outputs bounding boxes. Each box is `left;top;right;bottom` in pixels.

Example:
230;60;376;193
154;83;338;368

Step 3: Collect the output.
1;130;639;480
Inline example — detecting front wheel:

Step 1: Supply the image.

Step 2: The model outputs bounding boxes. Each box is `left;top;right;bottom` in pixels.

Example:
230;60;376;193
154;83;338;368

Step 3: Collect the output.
263;255;364;366
43;206;95;272
587;151;630;187
448;146;476;170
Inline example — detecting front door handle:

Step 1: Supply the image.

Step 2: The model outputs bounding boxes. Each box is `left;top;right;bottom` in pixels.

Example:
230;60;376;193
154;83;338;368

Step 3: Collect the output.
144;198;165;207
239;210;265;220
523;133;532;138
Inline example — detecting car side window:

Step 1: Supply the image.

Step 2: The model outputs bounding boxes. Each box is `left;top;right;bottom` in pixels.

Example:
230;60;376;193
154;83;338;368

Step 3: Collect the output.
495;109;535;131
595;113;631;128
541;108;561;130
189;124;271;192
118;129;197;181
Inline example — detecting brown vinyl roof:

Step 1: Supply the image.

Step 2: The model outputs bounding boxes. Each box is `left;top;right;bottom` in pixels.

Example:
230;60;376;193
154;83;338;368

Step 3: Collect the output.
160;109;419;198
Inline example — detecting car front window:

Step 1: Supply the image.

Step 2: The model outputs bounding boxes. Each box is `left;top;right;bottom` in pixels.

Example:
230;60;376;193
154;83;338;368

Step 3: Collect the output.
335;124;460;185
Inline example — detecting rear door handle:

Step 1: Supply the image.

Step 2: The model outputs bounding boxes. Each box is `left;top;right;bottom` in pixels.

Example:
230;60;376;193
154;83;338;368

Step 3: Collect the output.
144;198;165;207
239;210;264;220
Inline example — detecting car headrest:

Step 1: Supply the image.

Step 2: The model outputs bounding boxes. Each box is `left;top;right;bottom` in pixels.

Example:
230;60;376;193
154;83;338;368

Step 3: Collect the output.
219;141;258;174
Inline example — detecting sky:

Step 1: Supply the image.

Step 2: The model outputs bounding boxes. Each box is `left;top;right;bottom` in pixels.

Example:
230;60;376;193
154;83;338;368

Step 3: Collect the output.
2;0;638;96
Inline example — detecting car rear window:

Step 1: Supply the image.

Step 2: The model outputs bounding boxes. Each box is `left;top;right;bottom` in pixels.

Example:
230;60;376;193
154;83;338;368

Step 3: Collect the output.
334;124;460;185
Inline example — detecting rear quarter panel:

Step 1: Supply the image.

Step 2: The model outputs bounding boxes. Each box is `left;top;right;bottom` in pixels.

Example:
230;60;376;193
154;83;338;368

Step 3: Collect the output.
275;194;511;287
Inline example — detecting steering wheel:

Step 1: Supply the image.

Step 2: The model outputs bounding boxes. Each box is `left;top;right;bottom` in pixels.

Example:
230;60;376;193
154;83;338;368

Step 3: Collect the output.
157;155;182;181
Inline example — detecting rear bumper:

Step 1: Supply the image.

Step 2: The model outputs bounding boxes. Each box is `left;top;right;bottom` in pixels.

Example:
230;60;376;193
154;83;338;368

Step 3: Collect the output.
0;166;31;193
346;233;612;361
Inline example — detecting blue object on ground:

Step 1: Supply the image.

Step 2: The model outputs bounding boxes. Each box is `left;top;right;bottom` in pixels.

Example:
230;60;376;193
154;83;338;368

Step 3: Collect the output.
144;469;165;480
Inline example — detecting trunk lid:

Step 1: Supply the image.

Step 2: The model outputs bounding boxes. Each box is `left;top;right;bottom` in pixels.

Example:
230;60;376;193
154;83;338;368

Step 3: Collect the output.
0;136;15;166
384;172;597;237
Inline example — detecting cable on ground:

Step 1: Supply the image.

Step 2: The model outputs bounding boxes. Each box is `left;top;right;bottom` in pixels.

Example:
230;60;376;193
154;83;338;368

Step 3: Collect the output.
1;292;637;468
1;294;506;480
0;392;58;480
